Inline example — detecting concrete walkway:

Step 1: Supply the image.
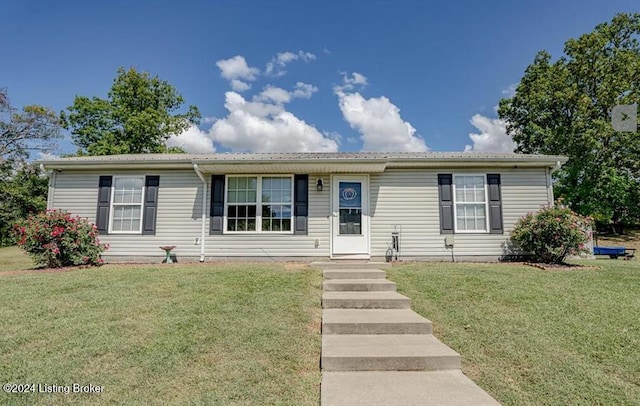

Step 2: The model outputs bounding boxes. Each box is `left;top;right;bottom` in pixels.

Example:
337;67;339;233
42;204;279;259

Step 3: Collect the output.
318;263;500;406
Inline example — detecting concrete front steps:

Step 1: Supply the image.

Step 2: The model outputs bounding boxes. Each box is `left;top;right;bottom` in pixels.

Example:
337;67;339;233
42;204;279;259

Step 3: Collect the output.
322;334;461;371
323;269;387;279
323;309;432;335
323;279;396;291
323;291;411;309
322;371;500;406
319;265;500;405
312;261;391;270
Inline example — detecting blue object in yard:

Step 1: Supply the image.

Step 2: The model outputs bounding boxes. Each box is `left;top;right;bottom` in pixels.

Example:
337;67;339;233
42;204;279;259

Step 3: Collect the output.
593;246;635;259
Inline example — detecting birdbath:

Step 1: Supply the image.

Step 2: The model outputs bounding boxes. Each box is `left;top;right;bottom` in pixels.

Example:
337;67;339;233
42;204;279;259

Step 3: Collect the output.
159;245;176;264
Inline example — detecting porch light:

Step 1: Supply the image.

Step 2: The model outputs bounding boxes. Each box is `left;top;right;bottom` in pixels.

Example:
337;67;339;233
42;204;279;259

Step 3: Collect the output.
316;178;323;192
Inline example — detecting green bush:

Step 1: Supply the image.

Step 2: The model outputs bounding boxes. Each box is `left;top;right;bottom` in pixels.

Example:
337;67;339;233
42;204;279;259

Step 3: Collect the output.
510;202;592;264
14;210;108;268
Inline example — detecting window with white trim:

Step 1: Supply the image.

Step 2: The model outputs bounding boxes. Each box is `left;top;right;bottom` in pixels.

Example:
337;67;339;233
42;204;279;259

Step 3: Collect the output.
453;175;488;232
225;175;293;233
110;176;144;233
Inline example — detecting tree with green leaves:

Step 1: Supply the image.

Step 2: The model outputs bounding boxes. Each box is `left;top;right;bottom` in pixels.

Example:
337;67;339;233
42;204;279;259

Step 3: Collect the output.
499;13;640;232
62;67;201;155
0;88;61;246
1;88;61;162
0;162;48;246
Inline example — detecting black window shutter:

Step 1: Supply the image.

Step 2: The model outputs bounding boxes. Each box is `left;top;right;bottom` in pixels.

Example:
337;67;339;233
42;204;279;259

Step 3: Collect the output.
294;175;308;235
96;176;112;234
487;174;503;234
438;174;454;234
142;176;160;235
210;175;225;235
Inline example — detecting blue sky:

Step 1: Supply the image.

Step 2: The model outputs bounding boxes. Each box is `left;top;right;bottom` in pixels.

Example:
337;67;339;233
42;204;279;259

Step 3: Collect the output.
1;1;638;155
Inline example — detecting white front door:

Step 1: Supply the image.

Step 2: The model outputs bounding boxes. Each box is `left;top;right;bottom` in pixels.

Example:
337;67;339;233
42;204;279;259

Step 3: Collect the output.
331;175;370;258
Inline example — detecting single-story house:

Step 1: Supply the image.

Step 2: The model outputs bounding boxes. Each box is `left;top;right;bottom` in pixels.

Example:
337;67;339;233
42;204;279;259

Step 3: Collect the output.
37;152;567;262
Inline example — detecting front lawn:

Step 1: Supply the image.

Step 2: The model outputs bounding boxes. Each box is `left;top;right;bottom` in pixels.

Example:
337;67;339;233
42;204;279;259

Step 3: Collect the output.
0;246;33;272
0;251;322;405
389;260;640;406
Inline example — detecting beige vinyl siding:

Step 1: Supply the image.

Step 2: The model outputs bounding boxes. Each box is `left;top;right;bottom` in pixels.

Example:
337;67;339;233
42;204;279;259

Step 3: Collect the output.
51;170;204;260
51;171;330;260
204;174;330;257
50;167;551;260
370;168;550;258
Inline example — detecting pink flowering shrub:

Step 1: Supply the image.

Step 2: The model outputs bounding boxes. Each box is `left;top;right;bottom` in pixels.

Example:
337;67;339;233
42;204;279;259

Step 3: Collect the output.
13;210;108;268
510;201;592;264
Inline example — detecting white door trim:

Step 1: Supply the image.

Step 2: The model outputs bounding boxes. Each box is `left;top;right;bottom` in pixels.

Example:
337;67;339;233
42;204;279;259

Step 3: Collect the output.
330;174;371;259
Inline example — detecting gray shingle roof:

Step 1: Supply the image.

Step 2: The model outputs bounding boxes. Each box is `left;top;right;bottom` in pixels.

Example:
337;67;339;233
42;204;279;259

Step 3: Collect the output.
38;151;568;163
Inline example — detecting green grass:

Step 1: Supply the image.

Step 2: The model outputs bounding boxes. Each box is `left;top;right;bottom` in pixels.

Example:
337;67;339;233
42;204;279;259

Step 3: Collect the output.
0;248;322;405
4;244;639;405
0;246;34;272
388;260;640;406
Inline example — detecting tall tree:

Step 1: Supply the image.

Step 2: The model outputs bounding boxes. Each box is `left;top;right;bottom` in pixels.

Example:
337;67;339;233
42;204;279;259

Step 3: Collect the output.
0;88;59;246
499;13;640;231
1;88;61;163
62;67;201;155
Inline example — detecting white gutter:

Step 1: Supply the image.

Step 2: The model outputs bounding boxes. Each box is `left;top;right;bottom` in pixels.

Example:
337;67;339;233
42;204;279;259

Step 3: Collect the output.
193;164;207;262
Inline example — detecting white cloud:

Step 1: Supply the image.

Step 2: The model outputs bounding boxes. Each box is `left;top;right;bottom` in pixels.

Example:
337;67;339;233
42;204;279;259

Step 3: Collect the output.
209;91;338;152
334;73;427;152
298;51;316;62
323;131;342;143
501;83;517;97
334;72;369;94
291;82;318;99
37;152;59;160
216;56;259;92
344;72;368;87
230;79;251;92
265;50;317;76
257;86;292;104
464;114;516;153
166;125;216;153
256;82;318;104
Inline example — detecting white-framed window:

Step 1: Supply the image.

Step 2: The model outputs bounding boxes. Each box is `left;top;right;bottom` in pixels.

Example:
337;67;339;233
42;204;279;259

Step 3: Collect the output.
225;175;293;233
453;175;489;233
110;176;145;234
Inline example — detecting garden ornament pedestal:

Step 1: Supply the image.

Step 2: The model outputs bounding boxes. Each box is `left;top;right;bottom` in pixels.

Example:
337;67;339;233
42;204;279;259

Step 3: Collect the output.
159;246;176;264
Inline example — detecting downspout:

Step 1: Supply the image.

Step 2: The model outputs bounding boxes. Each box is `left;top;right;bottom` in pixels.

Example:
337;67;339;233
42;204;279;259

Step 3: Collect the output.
546;161;562;205
40;164;55;209
193;164;207;262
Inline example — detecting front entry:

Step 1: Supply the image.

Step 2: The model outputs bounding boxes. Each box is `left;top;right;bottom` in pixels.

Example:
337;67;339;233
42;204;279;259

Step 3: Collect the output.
331;175;370;258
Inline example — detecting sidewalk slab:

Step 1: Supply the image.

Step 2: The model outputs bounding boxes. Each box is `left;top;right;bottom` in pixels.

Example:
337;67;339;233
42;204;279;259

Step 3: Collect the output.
321;370;500;405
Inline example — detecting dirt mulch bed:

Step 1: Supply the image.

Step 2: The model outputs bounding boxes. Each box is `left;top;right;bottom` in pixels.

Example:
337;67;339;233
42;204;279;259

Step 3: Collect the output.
524;262;600;271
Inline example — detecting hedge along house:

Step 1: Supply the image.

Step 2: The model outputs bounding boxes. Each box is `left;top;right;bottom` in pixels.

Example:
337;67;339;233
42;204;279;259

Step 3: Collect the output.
37;152;567;262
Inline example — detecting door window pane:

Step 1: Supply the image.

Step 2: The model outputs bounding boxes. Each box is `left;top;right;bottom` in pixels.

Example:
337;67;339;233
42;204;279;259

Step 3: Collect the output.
339;182;361;208
339;182;362;235
339;208;362;235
